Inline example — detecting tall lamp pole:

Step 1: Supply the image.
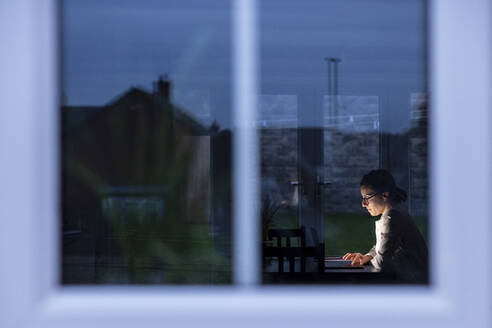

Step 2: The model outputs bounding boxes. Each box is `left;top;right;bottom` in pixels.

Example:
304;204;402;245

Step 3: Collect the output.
324;57;341;126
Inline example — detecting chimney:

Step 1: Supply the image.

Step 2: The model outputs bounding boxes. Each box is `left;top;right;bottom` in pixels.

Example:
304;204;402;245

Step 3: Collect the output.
155;74;171;102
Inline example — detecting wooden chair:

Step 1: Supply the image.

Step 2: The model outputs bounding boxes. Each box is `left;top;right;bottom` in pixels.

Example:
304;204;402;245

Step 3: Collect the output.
263;227;325;274
263;228;307;273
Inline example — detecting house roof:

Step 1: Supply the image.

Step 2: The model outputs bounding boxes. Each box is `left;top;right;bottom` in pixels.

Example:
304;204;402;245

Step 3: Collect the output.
63;87;209;136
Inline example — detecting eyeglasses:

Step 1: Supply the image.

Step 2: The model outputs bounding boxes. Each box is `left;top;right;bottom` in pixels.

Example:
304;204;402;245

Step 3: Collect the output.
361;193;379;203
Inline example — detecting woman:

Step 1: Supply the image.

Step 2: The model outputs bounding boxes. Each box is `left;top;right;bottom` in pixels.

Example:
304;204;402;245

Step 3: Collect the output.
343;169;429;283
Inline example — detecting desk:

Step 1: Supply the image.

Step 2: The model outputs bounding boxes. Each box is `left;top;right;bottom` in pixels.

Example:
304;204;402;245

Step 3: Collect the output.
263;264;396;284
264;257;377;274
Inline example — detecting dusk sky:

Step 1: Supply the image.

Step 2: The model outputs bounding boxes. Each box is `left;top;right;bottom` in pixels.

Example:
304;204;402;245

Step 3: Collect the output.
63;0;426;133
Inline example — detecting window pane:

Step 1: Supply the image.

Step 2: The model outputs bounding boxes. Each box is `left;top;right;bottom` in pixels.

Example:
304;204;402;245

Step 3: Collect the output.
61;0;233;284
260;0;429;284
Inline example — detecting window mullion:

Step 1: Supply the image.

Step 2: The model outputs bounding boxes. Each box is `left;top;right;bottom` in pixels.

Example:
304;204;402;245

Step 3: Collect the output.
233;0;260;286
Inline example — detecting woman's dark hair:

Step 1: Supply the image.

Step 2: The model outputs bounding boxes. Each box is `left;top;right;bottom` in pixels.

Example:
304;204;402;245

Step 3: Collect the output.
360;169;407;203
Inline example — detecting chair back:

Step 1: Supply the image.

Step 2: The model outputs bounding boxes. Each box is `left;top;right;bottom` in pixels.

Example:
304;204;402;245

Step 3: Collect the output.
264;228;306;273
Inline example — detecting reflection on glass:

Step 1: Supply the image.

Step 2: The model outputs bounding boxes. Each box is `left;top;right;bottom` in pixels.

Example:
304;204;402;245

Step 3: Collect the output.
260;0;429;284
61;1;232;284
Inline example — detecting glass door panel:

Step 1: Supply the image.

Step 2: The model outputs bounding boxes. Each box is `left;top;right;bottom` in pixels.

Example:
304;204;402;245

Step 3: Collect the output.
322;95;380;256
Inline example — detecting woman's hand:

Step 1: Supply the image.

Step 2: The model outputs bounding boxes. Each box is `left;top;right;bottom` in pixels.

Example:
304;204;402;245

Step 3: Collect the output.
342;253;373;266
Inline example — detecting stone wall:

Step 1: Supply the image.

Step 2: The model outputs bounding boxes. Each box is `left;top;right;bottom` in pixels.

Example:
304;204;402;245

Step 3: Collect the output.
408;93;429;217
323;129;379;213
260;127;380;214
260;127;429;216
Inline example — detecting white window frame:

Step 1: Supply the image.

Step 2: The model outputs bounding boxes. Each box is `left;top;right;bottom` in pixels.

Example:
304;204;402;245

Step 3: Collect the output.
0;0;491;327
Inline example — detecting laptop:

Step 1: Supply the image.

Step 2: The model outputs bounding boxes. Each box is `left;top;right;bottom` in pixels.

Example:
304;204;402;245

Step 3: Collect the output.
324;256;363;269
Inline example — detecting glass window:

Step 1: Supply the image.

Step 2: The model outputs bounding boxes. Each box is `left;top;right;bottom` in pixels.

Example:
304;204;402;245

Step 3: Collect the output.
61;0;429;286
259;0;429;284
5;0;492;327
61;0;233;284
